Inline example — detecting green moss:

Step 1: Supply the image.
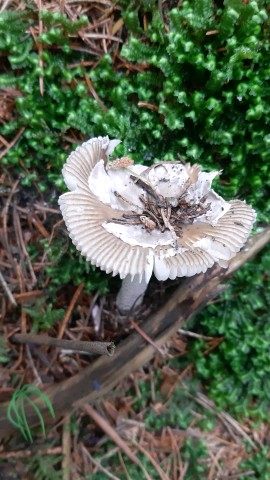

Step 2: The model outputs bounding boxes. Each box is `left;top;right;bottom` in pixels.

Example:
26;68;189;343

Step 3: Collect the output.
185;245;270;419
2;2;270;222
239;447;270;480
120;0;270;218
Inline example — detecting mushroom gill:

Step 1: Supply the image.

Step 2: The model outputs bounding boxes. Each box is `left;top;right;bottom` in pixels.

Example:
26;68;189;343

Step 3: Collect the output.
59;136;256;313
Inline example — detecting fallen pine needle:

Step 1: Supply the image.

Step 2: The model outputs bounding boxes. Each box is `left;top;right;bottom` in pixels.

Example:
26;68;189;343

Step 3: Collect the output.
62;415;71;480
82;404;141;467
0;271;17;306
80;444;120;480
131;439;171;480
130;319;166;356
58;283;85;339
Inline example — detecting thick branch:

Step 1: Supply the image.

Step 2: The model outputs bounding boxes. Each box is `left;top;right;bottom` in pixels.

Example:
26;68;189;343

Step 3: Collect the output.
0;227;269;440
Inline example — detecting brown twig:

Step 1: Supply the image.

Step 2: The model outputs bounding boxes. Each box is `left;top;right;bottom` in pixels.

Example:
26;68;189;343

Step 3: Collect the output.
84;74;108;111
38;0;44;95
29;4;44;96
13;290;44;303
11;333;115;356
1;178;20;269
0;270;17;306
32;212;50;238
206;29;219;36
25;345;42;385
0;447;62;459
34;203;62;214
138;101;159;111
62;415;72;480
0;127;25;160
0;0;13;12
0;134;10;147
40;218;63;264
58;283;85;339
13;206;37;285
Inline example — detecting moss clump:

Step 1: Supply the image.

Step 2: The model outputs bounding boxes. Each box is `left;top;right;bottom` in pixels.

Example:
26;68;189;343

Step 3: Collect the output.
185;246;270;419
120;0;270;220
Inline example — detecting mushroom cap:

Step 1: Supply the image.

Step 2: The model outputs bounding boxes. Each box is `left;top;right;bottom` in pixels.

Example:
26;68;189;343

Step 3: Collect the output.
59;136;256;282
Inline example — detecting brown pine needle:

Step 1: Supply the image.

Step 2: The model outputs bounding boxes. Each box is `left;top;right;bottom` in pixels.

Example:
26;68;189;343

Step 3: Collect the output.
82;404;141;466
58;283;85;339
0;271;17;306
131;439;171;480
62;415;72;480
130;319;165;356
80;444;120;480
0;127;25;160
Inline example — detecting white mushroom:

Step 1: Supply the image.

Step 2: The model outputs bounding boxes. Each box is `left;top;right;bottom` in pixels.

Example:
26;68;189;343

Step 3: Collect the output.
58;136;256;313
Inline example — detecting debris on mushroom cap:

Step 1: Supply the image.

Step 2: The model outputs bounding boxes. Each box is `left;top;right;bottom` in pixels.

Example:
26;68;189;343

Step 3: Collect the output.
107;156;134;169
59;136;256;282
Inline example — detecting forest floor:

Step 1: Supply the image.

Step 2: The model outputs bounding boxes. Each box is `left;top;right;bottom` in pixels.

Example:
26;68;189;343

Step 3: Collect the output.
0;1;270;479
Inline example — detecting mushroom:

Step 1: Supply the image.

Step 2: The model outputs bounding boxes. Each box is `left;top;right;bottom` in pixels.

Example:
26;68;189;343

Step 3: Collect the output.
58;136;256;313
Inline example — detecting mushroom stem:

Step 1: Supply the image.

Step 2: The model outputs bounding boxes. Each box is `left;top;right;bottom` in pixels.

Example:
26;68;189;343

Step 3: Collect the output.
116;274;149;313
